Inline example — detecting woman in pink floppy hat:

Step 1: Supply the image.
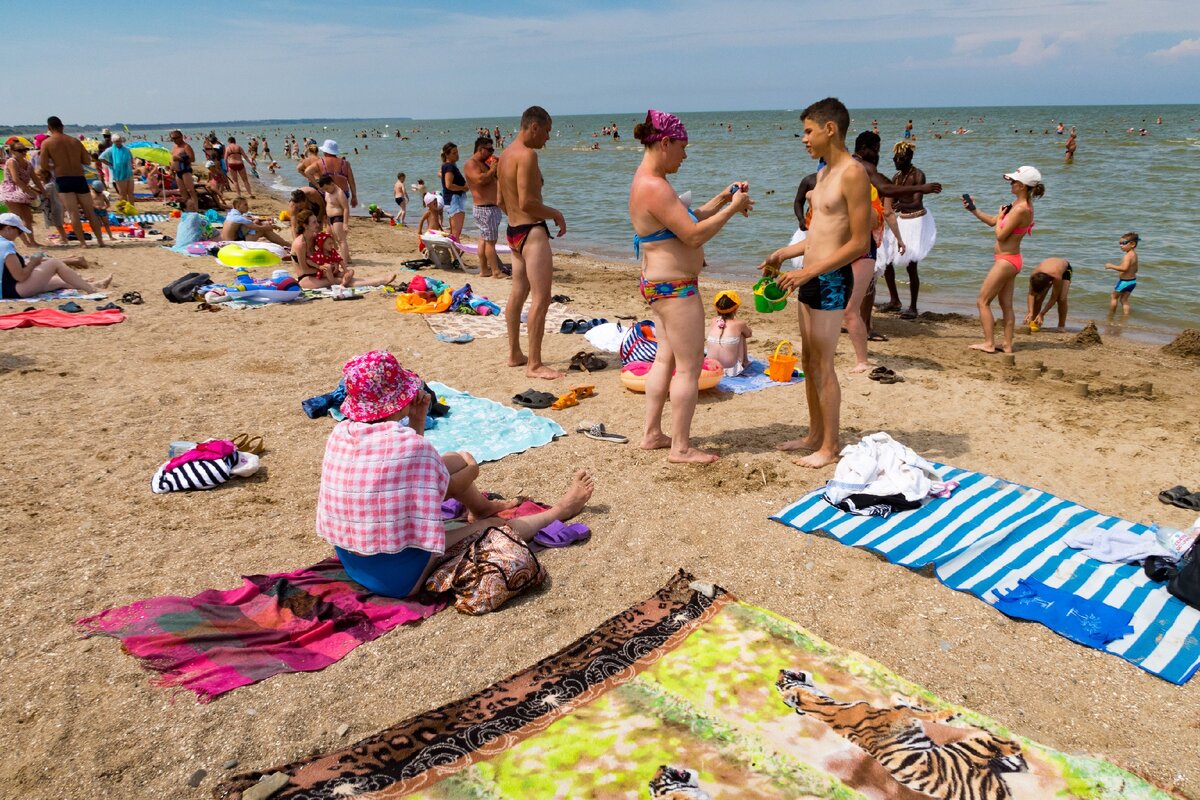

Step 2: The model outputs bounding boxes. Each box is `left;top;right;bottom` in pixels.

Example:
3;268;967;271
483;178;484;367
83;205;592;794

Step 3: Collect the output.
316;350;594;598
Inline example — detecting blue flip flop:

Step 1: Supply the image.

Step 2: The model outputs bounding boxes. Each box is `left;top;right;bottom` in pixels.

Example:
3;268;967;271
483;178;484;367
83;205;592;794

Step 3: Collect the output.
435;333;475;344
573;319;593;333
559;319;577;334
589;318;608;328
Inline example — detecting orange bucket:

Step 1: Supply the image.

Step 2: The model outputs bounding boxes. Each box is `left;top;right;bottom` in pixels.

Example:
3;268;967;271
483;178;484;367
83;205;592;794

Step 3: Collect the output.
767;340;798;382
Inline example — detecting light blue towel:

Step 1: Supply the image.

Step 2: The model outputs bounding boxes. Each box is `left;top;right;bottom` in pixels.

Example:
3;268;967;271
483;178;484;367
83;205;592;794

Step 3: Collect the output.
772;464;1200;685
715;358;803;394
326;383;563;463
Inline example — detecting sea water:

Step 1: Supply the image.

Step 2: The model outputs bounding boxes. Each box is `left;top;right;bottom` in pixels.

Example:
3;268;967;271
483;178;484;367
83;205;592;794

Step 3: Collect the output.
138;105;1200;339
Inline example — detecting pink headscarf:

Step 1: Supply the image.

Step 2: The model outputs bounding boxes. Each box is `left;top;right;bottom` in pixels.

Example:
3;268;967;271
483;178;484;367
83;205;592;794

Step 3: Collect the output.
642;109;688;144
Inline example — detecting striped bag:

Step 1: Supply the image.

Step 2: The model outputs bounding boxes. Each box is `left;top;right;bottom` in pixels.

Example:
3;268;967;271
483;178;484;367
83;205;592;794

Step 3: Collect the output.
151;441;239;494
619;320;658;366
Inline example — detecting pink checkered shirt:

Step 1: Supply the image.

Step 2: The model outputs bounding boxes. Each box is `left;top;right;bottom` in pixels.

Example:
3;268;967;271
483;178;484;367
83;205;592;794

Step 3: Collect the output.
316;421;450;556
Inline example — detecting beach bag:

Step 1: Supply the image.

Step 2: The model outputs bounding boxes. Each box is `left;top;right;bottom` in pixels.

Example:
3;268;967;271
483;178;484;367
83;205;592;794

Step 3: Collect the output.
767;340;798;382
425;525;546;615
619;320;658;366
1168;539;1200;611
162;272;211;303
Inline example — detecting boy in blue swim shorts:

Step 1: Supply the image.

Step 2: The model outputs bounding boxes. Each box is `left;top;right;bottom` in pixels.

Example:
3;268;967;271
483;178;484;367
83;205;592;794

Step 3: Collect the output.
759;97;872;469
1105;232;1139;316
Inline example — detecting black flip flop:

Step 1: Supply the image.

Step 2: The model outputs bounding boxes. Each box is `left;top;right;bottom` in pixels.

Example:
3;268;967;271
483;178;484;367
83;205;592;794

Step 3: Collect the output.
57;302;83;313
899;309;918;320
96;302;123;311
512;389;554;409
551;294;572;303
120;291;144;305
868;366;894;381
1159;485;1200;510
868;332;889;342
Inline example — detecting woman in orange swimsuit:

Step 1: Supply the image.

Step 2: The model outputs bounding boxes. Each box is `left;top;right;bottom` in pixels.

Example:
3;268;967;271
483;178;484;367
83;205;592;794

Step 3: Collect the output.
628;109;752;464
963;166;1043;354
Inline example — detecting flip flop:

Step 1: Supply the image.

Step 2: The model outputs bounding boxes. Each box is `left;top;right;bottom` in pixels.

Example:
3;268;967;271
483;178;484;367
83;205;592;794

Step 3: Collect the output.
512;389;554;409
559;319;577;334
195;302;220;312
576;421;627;443
435;333;475;344
551;294;572;303
551;390;579;410
332;293;362;301
573;319;593;333
58;302;83;313
589;318;608;328
120;291;144;305
867;332;889;342
533;519;592;548
900;309;919;320
876;374;905;384
232;434;266;455
96;302;123;311
869;366;894;380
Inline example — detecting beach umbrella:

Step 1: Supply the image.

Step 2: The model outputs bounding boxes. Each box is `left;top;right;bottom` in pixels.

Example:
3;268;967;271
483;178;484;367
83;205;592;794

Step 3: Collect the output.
130;146;172;166
5;136;33;149
125;140;163;150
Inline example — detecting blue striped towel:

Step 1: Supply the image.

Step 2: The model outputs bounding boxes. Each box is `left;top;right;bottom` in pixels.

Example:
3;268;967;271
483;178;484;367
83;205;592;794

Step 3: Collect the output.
772;464;1200;684
116;214;168;223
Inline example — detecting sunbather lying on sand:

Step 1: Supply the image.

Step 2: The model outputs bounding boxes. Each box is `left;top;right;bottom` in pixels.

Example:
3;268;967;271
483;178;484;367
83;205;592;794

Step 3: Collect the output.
316;350;594;598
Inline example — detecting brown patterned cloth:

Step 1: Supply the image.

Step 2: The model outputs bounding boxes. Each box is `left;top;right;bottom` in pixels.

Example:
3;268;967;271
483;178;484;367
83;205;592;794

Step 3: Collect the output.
215;571;723;799
423;301;586;340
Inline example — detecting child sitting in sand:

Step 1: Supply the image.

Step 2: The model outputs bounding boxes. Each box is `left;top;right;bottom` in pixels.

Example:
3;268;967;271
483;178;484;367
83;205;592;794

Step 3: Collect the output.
1106;232;1139;316
367;204;395;223
706;290;753;377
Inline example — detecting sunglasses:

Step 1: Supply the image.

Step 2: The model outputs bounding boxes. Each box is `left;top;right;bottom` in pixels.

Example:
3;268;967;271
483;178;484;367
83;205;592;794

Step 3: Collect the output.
13;148;29;153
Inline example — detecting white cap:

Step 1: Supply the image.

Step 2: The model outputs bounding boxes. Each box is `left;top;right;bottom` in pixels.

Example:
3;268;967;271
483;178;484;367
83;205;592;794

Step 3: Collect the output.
0;212;31;233
1003;165;1042;186
319;139;339;156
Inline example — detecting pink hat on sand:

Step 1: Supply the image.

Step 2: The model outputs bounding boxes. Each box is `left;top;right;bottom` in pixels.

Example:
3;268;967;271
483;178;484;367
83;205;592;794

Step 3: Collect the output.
339;351;423;423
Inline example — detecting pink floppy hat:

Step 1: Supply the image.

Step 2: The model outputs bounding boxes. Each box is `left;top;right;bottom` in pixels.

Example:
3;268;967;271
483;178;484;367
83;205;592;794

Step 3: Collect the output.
339;350;424;423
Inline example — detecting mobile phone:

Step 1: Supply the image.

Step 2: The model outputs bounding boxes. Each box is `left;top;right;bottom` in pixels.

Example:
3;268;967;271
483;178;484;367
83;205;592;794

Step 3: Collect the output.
729;184;740;195
961;193;975;211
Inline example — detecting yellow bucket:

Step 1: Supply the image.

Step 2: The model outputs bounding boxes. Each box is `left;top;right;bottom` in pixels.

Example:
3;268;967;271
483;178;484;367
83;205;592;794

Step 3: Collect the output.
767;340;798;382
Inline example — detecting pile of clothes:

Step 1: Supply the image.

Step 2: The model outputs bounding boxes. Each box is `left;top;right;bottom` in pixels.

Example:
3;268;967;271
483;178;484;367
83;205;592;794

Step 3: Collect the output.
822;432;958;518
394;275;500;315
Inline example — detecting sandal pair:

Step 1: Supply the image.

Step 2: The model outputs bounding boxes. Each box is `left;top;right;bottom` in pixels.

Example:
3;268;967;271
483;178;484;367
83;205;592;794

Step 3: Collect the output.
512;389;555;409
232;433;265;455
869;366;904;384
120;291;144;305
1159;485;1200;511
568;351;608;372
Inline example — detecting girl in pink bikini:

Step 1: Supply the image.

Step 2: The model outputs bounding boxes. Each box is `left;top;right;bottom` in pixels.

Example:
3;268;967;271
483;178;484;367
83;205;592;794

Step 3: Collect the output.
963;165;1043;354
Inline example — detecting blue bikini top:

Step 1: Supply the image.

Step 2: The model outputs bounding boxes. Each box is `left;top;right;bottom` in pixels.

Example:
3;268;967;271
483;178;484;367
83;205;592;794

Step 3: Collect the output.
633;207;699;258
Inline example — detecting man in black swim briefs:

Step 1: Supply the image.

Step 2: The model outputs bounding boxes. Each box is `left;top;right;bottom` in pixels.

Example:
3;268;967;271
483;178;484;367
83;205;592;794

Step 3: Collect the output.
757;98;871;470
38;115;108;248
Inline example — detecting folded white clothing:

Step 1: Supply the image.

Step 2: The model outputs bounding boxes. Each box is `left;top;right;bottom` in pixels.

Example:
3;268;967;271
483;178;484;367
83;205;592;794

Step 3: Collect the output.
1064;524;1174;564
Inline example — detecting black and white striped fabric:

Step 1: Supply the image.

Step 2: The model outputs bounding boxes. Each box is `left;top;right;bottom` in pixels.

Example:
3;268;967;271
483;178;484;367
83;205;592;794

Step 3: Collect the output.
151;453;238;493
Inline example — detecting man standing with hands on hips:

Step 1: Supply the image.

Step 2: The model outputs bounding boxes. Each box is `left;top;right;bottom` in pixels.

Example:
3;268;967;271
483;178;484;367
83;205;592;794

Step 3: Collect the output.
464;136;504;278
498;106;566;380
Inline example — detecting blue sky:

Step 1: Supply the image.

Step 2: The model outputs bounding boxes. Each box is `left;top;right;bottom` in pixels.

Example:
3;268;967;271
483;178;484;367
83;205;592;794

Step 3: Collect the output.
7;0;1199;125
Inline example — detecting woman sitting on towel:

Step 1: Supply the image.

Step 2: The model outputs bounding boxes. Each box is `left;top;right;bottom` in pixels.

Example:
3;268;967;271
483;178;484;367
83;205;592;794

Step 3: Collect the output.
290;210;393;290
0;213;112;299
316;351;595;598
628;109;753;464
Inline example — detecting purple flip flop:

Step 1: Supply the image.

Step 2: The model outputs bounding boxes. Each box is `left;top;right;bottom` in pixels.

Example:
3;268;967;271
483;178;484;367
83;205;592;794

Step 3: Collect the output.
533;519;592;548
441;499;466;520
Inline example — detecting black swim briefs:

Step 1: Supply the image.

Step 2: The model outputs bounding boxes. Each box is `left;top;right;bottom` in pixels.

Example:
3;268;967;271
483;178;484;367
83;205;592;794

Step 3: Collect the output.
55;175;89;195
798;264;854;311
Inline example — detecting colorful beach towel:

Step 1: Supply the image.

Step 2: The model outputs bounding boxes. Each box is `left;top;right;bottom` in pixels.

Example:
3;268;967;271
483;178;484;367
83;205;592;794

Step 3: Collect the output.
0;289;106;303
772;464;1200;685
423;301;582;340
215;572;1179;800
76;558;447;702
0;308;125;329
716;357;804;394
422;381;564;462
115;213;168;223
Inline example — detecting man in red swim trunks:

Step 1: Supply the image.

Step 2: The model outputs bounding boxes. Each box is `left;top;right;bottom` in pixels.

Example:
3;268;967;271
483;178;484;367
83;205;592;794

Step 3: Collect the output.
497;106;566;380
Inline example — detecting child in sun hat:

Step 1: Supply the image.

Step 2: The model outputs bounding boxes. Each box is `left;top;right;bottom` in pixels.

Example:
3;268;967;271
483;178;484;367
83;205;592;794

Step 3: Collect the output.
706;290;753;377
316;350;595;597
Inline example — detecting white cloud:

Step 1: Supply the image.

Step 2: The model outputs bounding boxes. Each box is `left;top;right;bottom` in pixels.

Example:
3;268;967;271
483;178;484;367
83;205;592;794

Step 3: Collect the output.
1149;38;1200;61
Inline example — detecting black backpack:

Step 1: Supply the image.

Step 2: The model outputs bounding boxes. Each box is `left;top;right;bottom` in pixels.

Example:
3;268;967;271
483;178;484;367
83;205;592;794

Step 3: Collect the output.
162;272;211;303
1168;538;1200;610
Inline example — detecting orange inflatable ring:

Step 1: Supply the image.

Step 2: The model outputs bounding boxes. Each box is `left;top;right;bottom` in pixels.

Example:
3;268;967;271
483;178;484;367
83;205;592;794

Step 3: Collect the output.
620;358;723;393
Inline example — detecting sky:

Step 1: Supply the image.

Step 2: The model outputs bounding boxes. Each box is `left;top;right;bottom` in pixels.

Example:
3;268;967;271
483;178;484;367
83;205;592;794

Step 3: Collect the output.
7;0;1199;125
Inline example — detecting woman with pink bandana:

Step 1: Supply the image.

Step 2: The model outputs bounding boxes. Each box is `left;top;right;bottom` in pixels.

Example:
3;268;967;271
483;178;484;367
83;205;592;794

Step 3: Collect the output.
628;109;753;464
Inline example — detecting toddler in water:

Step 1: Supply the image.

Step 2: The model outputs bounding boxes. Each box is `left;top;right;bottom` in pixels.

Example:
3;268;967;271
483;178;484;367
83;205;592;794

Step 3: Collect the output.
706;290;752;377
1106;232;1139;315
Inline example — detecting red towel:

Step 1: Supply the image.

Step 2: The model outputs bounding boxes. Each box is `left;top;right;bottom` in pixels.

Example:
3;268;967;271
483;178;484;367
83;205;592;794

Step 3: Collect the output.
0;308;126;329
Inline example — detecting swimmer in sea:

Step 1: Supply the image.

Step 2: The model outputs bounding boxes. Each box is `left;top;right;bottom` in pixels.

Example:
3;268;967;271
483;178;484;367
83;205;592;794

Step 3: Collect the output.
1106;232;1140;316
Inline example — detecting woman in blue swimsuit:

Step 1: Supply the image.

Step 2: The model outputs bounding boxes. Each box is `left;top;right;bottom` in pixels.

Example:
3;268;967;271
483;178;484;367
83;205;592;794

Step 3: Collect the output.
627;109;752;464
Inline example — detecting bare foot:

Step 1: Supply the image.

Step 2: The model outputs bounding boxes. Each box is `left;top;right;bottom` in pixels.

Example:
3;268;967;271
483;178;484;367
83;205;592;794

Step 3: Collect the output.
479;270;494;278
508;353;529;368
467;496;522;522
849;362;871;374
552;469;595;518
668;447;720;464
877;301;901;312
776;437;819;453
94;274;114;289
639;432;671;451
1000;345;1014;354
793;449;839;468
968;343;997;353
527;364;563;380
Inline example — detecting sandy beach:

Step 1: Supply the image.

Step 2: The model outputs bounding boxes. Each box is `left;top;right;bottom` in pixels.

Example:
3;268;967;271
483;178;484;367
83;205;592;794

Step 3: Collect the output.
2;189;1198;799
